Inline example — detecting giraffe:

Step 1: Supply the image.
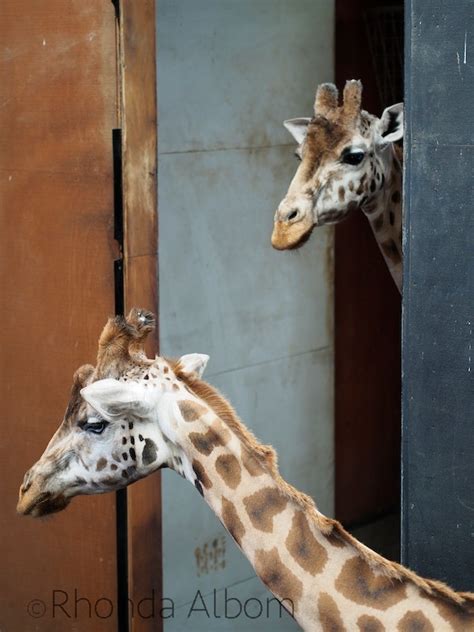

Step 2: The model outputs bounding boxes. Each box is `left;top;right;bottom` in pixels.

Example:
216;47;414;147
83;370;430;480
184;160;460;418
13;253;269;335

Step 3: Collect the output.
18;309;474;630
272;80;404;292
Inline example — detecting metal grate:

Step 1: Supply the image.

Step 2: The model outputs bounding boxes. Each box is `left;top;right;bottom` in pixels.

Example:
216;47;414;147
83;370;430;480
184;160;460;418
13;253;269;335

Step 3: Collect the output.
364;6;404;107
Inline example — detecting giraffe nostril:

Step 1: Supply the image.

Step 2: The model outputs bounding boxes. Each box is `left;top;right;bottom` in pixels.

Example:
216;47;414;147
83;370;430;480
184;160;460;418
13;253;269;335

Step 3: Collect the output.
21;471;33;495
287;210;299;222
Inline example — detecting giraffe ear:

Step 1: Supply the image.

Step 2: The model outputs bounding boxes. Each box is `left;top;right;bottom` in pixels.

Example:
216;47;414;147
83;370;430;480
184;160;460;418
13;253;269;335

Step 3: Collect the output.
283;118;311;145
177;354;209;379
81;379;153;421
376;103;403;143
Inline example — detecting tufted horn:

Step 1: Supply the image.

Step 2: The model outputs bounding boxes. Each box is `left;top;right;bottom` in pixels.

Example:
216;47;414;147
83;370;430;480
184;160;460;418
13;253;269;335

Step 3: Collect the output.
314;83;339;116
73;364;95;388
96;308;156;377
341;80;362;125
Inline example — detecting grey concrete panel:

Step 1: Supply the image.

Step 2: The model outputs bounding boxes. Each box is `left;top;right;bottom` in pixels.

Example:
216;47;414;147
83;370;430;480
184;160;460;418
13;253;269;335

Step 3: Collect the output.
157;0;334;154
158;1;335;627
158;147;333;376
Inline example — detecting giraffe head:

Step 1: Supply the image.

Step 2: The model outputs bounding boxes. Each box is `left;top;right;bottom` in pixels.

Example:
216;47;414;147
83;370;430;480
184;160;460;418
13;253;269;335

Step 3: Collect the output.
271;80;403;250
17;308;209;517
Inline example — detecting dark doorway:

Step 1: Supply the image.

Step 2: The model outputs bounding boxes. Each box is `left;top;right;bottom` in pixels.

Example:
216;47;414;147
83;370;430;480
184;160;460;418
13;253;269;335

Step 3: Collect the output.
335;0;404;559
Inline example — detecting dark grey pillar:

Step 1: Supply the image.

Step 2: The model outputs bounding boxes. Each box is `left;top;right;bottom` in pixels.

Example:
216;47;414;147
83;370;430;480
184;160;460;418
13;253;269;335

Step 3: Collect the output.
402;0;474;590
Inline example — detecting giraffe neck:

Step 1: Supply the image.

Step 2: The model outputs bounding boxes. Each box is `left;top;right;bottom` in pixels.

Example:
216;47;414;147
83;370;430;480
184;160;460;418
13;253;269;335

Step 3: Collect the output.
362;145;403;292
167;385;474;630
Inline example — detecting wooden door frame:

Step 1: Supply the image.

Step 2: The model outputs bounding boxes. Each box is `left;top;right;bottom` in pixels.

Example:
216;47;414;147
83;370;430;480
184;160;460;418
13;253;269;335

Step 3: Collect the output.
115;2;161;631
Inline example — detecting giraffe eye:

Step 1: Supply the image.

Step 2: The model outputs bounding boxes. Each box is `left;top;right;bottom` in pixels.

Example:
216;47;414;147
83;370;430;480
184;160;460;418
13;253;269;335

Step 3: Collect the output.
341;149;365;166
83;420;108;435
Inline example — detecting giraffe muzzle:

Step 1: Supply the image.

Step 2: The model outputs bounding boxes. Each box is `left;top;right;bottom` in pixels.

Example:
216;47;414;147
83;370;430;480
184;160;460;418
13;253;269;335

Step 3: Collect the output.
271;215;315;250
17;484;70;517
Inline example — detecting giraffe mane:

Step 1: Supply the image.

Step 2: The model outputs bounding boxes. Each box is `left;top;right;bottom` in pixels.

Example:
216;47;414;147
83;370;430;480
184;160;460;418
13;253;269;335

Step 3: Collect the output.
170;361;474;610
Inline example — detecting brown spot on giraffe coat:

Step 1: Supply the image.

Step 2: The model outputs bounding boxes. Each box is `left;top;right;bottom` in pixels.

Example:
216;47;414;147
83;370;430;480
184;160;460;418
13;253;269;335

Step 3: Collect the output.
381;238;401;264
373;213;384;232
96;458;107;471
357;614;386;631
318;592;347;631
221;497;245;546
142;438;158;465
188;420;231;456
397;610;434;631
429;595;474;630
189;419;230;456
215;454;241;489
285;510;328;575
254;547;303;610
178;400;208;422
335;556;407;610
243;487;288;532
192;459;212;489
392;190;401;204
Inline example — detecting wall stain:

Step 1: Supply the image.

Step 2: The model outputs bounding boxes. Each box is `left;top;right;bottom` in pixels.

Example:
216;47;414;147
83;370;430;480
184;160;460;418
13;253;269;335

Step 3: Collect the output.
194;535;226;576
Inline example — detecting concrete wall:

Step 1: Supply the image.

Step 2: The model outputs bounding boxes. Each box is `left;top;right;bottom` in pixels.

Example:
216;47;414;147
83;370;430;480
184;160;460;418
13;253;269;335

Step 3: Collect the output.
157;2;334;629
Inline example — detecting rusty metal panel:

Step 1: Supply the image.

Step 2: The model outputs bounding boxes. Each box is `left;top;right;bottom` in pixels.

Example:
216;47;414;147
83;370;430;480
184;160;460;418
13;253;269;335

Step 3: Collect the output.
0;1;119;629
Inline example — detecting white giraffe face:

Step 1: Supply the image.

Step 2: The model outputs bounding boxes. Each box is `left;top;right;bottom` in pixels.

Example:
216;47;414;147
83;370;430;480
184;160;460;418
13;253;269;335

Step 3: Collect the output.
17;353;209;517
272;103;403;251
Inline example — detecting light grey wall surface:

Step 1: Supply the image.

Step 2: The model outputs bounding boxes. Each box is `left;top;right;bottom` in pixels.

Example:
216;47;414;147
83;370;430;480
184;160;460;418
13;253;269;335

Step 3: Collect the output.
157;2;334;629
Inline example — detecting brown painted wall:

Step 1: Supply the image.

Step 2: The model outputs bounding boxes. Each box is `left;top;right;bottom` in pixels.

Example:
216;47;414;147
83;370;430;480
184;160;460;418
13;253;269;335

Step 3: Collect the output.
0;1;119;629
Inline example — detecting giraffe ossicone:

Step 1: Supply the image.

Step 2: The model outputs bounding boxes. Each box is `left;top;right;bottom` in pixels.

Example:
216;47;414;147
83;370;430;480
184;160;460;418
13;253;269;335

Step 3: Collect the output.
272;80;404;291
18;309;474;630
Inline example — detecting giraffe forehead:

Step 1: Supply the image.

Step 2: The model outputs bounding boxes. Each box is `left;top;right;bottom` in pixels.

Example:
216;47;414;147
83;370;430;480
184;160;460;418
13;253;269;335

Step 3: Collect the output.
304;118;349;167
302;129;370;183
63;388;87;428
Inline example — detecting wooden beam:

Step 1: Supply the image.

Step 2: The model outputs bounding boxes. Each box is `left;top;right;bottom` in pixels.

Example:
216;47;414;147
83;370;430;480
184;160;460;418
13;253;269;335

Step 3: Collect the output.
117;1;161;630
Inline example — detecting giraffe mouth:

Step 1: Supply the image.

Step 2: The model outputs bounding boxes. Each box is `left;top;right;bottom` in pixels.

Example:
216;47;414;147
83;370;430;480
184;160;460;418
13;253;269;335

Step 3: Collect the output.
271;219;315;251
281;225;315;250
17;490;70;517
